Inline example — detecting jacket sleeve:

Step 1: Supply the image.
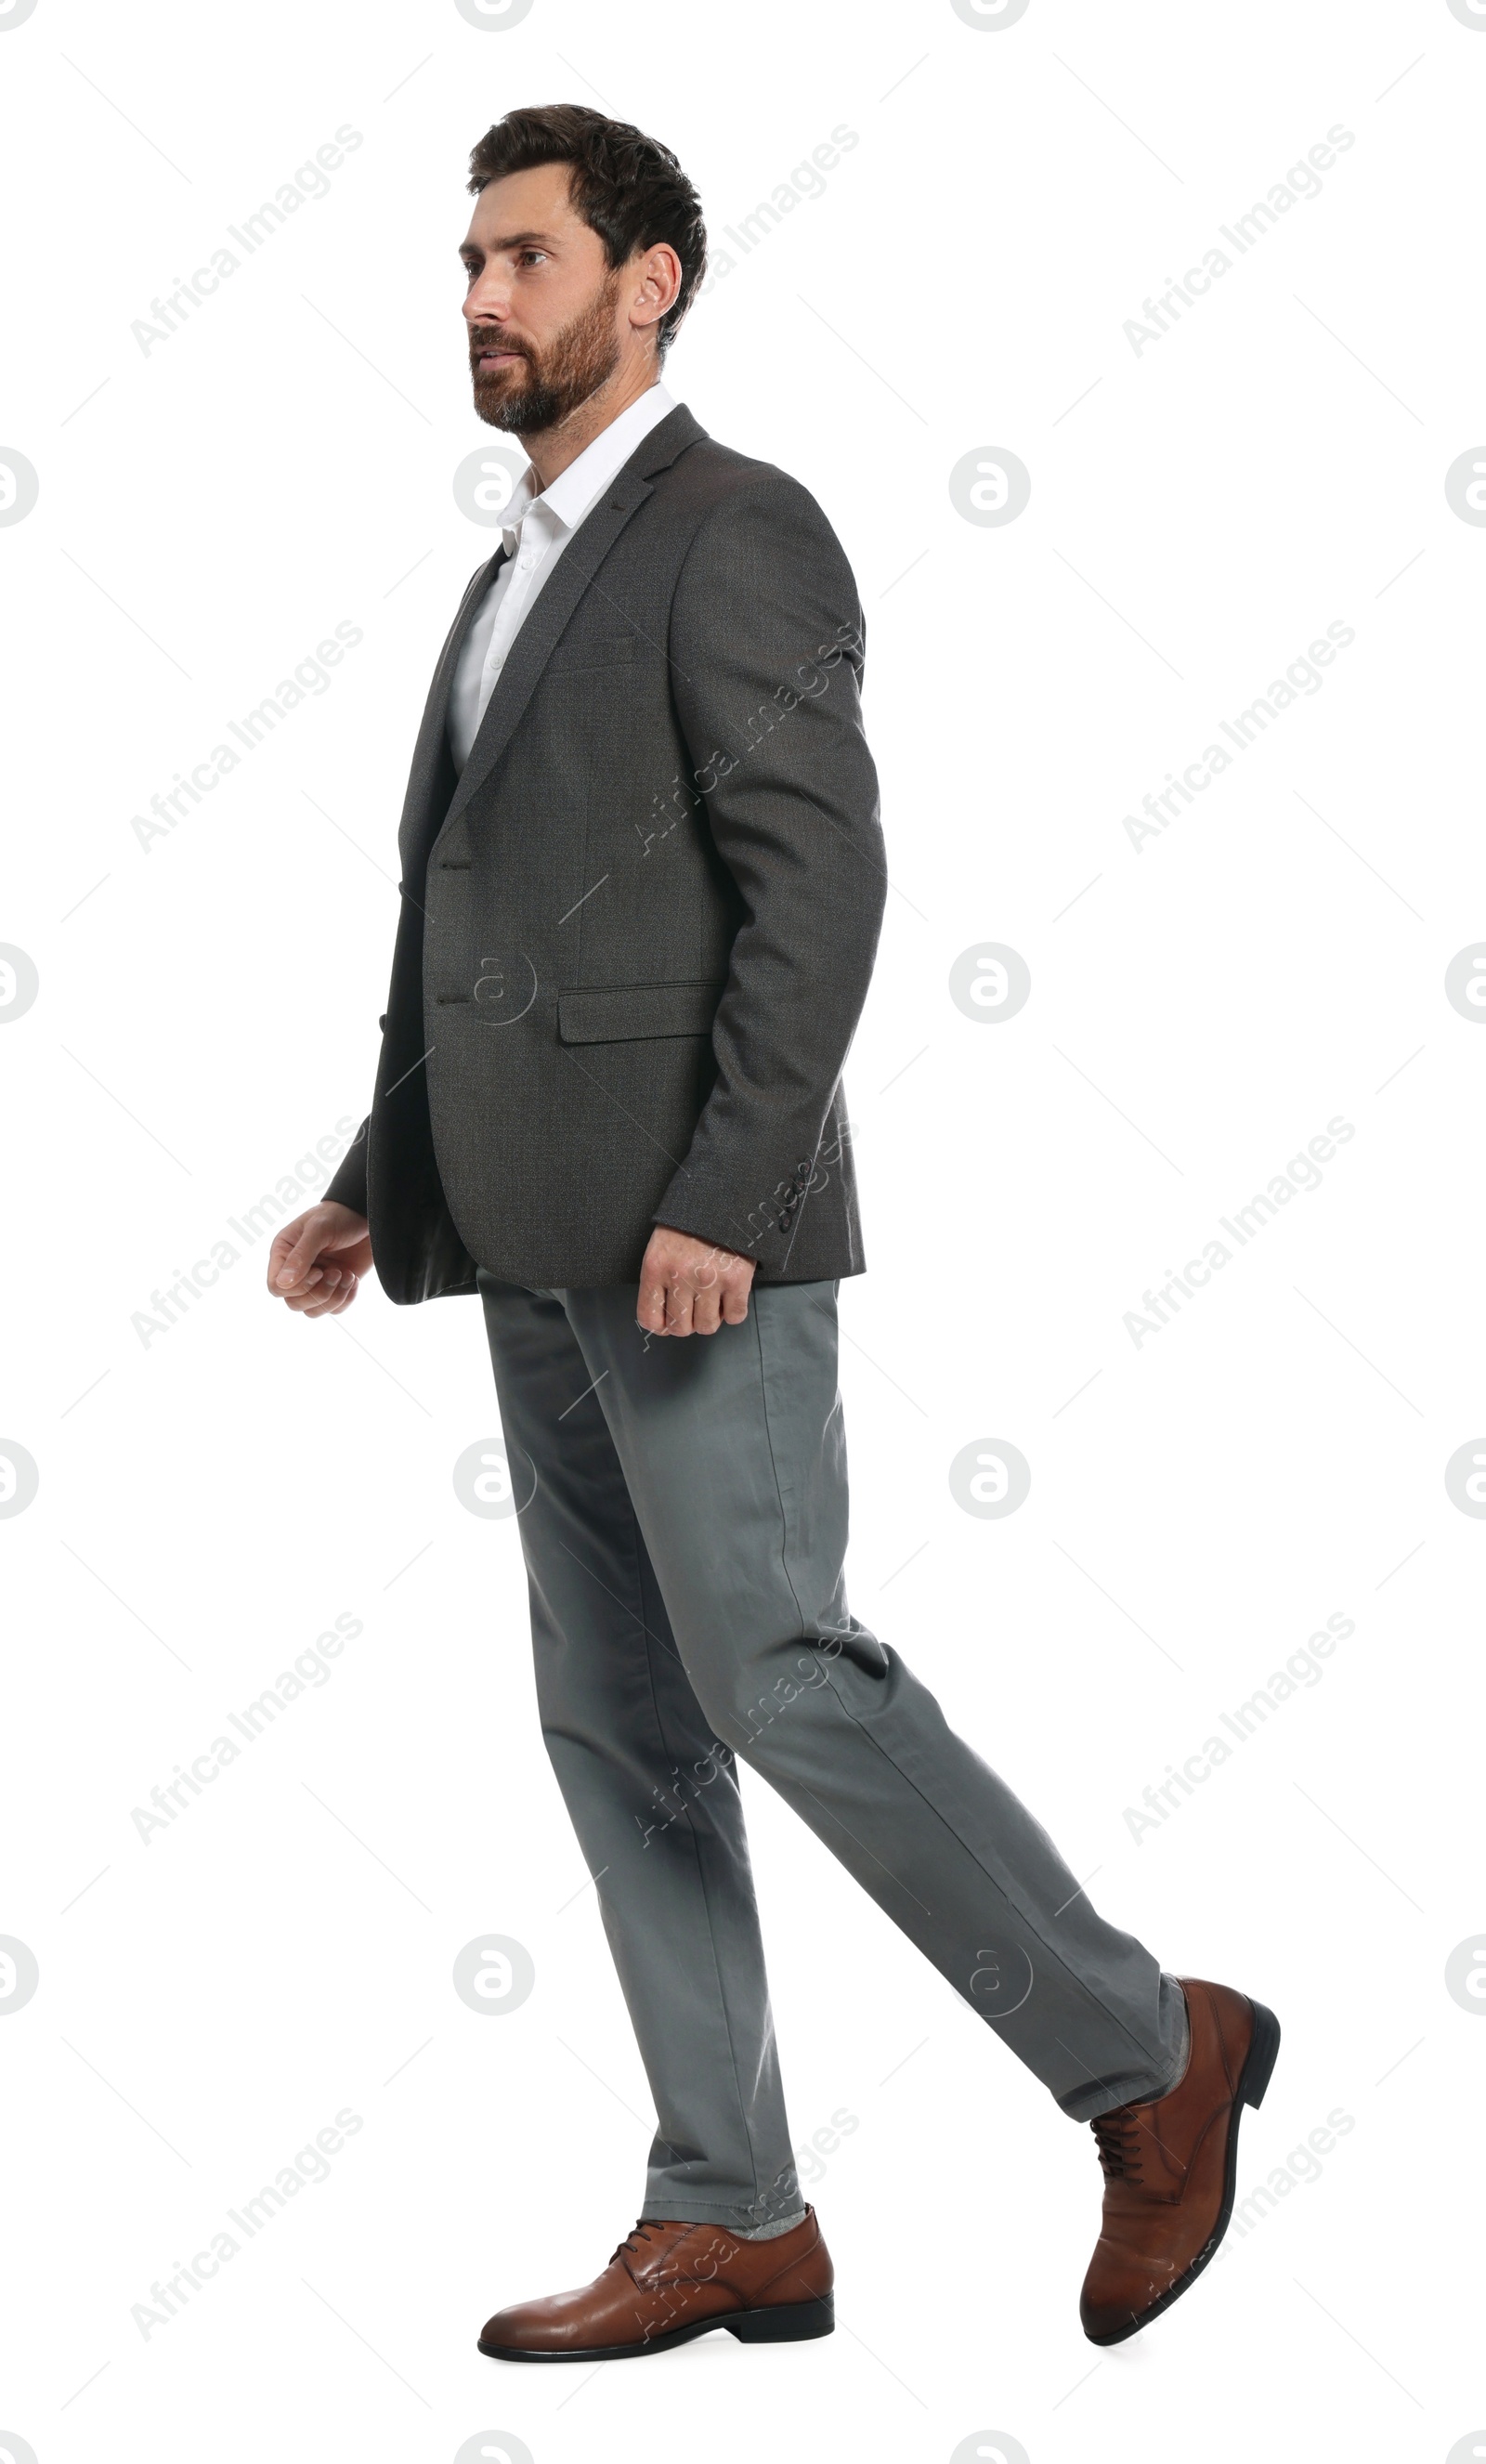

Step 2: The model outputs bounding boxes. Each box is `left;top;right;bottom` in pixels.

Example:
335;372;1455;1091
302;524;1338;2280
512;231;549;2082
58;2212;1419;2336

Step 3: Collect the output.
324;1114;369;1216
651;472;886;1266
322;556;492;1231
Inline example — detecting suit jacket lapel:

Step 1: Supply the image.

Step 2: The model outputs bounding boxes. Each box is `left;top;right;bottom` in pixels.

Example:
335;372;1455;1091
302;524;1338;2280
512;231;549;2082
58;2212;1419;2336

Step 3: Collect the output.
397;548;505;872
437;401;708;837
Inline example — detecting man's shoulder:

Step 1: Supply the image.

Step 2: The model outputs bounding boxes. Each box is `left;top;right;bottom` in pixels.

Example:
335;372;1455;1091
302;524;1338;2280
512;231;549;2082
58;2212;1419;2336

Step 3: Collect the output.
659;428;823;527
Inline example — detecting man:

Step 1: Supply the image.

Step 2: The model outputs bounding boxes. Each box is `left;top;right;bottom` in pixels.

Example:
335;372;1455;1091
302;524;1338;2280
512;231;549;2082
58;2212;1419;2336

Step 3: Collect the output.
268;103;1279;2363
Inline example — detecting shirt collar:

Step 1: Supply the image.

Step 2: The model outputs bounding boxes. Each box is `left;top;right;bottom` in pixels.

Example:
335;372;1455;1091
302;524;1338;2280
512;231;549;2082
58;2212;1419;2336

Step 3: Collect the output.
501;381;676;553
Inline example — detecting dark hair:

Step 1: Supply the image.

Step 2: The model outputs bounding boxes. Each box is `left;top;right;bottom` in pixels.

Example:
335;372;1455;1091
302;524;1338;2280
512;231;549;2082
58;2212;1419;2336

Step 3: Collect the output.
467;103;706;357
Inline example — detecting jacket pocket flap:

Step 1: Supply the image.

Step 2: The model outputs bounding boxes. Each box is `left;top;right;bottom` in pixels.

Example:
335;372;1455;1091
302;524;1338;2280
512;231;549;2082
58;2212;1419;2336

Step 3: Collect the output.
557;981;723;1044
545;635;648;673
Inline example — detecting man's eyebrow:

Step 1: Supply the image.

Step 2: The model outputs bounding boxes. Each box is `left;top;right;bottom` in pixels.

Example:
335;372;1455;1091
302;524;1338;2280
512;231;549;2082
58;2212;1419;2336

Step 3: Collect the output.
458;228;564;257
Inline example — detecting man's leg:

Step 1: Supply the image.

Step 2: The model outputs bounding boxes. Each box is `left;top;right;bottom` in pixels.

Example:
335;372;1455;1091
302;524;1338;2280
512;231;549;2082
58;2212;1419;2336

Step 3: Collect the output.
555;1277;1189;2121
477;1271;802;2229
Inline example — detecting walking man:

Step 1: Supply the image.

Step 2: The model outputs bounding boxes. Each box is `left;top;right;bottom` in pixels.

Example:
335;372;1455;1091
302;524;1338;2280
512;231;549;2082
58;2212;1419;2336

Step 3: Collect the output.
268;103;1279;2362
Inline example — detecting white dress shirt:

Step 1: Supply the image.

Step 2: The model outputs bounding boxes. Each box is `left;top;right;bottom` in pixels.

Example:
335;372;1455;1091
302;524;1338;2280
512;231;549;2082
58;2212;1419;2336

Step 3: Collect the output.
447;381;677;774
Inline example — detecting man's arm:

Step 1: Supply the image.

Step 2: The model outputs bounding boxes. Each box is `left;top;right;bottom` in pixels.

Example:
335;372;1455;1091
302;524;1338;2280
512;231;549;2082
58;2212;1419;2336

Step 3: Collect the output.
640;470;886;1323
322;1115;369;1218
268;556;498;1321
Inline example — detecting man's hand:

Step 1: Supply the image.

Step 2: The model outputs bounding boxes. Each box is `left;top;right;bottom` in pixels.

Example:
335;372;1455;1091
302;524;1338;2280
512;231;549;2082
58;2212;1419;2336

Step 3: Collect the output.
267;1203;372;1318
638;1226;756;1337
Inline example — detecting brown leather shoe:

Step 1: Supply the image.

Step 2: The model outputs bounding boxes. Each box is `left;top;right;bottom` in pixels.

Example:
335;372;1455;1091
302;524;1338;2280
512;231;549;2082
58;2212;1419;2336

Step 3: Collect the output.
477;2209;834;2361
1080;1975;1280;2346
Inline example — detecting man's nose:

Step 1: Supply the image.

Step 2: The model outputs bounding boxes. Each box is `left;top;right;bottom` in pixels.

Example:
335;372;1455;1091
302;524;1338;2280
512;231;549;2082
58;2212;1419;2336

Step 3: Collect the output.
463;276;512;327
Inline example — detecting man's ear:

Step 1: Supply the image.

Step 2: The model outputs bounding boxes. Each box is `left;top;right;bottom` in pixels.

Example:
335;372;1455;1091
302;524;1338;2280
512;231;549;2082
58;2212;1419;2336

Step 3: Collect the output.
630;242;682;337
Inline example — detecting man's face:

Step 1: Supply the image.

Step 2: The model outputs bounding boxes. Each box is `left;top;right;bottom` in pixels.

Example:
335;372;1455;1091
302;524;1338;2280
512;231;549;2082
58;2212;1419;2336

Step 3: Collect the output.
460;162;630;435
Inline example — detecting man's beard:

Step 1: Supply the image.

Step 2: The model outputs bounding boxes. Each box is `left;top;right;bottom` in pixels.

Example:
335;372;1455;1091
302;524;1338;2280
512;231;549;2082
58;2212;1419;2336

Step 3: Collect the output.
471;271;623;434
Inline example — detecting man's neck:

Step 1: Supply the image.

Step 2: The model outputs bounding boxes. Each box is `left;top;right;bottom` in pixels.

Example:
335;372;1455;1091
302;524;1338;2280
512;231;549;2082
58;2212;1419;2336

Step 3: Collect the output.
519;360;663;491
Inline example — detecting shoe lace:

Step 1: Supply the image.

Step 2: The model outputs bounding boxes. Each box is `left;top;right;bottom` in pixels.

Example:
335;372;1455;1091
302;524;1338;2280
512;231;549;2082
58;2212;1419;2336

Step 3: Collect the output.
1091;2111;1145;2184
611;2221;668;2267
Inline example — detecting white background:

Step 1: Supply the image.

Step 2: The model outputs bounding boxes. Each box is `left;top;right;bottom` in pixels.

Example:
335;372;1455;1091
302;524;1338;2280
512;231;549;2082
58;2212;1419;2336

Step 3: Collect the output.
2;2;1483;2458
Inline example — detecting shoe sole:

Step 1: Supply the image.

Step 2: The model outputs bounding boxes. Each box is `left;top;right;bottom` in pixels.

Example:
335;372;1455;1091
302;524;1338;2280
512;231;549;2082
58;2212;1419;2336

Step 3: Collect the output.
1084;1994;1282;2348
477;2294;835;2362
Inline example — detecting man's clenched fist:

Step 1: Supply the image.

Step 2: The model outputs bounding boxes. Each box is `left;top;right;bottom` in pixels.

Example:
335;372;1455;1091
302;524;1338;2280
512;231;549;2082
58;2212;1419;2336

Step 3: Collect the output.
267;1203;372;1318
637;1226;756;1336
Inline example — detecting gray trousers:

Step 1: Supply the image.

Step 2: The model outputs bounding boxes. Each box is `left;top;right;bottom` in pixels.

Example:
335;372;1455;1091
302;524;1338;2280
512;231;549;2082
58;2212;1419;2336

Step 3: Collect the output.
478;1271;1188;2229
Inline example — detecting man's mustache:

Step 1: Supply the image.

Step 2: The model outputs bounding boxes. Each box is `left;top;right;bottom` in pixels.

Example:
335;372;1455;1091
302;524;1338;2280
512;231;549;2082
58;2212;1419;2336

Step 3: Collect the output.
469;331;530;362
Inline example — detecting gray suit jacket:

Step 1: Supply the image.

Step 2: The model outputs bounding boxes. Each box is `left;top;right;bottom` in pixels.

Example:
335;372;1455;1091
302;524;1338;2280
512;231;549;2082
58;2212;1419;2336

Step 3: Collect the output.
325;401;887;1300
